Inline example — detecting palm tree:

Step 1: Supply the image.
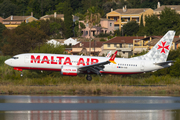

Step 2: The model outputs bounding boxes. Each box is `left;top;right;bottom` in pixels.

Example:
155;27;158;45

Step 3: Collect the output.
85;6;101;55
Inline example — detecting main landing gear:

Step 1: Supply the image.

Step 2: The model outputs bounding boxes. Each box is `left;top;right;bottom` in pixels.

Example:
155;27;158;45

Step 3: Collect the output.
86;75;92;81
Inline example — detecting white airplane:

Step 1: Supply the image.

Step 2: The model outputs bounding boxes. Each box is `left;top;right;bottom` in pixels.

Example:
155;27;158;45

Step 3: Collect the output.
5;30;175;81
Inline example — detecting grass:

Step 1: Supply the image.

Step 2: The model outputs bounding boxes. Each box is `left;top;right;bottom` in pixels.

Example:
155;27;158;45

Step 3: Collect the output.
0;84;180;95
0;65;180;86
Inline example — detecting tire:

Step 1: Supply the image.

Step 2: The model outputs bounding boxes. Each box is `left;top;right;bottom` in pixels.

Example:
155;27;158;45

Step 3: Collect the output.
86;75;92;81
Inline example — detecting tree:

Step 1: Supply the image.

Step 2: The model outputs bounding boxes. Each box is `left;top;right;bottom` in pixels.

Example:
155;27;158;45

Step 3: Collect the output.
28;17;65;38
75;12;85;20
0;0;17;18
31;43;65;54
48;17;65;38
168;47;180;77
140;0;159;9
126;0;141;8
26;0;58;18
159;7;180;35
122;21;139;36
167;48;180;60
2;24;48;56
102;2;117;15
142;7;180;36
14;0;29;16
70;0;83;13
161;0;180;5
143;14;159;36
139;15;144;29
137;15;146;36
113;29;121;36
85;6;101;31
85;6;101;55
0;23;6;39
32;0;41;18
74;21;85;37
63;0;73;38
81;0;92;13
0;23;6;50
55;2;64;14
169;59;180;77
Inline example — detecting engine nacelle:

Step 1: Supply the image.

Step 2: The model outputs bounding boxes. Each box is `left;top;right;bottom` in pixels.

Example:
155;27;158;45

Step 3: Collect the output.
61;66;78;76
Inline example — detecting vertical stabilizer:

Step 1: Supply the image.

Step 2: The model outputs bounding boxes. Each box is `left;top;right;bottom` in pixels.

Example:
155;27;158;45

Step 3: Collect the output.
132;30;175;62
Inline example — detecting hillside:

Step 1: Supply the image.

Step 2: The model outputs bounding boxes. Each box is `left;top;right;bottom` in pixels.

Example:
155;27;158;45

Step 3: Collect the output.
0;0;179;19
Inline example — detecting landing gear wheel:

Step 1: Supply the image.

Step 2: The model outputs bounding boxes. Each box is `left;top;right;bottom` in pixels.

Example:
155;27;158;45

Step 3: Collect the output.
86;75;92;81
20;72;23;77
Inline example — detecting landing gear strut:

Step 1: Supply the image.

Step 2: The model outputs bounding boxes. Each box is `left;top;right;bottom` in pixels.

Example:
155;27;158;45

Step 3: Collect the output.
86;75;92;81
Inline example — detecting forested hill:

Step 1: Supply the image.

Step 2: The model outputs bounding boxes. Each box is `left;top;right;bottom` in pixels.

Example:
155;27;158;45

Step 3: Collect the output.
0;0;179;19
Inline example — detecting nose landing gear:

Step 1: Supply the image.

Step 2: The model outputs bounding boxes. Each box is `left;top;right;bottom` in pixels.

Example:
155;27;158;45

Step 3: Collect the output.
20;71;23;77
13;68;23;77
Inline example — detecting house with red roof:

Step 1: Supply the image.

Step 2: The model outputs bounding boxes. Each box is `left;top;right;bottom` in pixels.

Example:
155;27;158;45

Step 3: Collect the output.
3;12;38;29
72;41;104;56
103;36;145;58
154;2;180;19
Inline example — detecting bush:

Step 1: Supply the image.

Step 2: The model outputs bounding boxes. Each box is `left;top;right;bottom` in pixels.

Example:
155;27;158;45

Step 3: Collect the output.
95;33;110;37
31;43;65;54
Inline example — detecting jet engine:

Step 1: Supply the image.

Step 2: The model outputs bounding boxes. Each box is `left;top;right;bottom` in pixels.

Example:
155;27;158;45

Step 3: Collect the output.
61;66;79;76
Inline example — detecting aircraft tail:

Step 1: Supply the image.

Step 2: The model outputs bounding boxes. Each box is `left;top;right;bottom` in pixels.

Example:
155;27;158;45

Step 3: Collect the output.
132;30;175;62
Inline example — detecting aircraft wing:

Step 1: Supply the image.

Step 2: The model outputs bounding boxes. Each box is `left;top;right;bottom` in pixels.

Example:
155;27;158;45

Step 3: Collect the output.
78;51;117;75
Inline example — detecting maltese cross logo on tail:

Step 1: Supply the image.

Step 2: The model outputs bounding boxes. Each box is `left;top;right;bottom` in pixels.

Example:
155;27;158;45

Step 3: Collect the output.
157;41;170;53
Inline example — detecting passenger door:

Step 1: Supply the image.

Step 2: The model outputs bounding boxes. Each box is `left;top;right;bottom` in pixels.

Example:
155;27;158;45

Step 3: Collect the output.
140;61;144;71
24;55;29;63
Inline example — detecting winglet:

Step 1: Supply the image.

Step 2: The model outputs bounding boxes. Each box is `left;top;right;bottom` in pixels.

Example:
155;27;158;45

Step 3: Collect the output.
106;51;111;57
109;51;117;64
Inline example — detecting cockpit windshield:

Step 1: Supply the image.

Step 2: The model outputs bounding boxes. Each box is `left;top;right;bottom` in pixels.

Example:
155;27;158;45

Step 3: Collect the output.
12;57;19;59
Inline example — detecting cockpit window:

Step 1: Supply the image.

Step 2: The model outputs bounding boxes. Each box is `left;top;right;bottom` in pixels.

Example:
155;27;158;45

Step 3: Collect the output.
12;57;19;59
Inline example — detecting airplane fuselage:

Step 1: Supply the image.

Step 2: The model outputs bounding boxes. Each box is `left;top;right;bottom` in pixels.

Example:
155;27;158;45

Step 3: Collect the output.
5;53;167;75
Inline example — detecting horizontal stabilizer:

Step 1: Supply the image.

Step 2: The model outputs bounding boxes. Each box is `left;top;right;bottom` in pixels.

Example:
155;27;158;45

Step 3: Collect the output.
154;60;174;66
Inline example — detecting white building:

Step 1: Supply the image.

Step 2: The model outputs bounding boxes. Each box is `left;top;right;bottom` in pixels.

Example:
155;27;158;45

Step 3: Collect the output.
47;39;60;47
47;38;79;47
63;38;79;46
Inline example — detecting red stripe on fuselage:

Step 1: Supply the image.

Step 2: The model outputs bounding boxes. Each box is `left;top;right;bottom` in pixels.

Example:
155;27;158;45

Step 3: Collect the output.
13;67;61;71
13;67;142;75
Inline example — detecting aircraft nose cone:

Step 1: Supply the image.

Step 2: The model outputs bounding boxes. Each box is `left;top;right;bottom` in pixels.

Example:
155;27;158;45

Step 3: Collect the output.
5;59;11;66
